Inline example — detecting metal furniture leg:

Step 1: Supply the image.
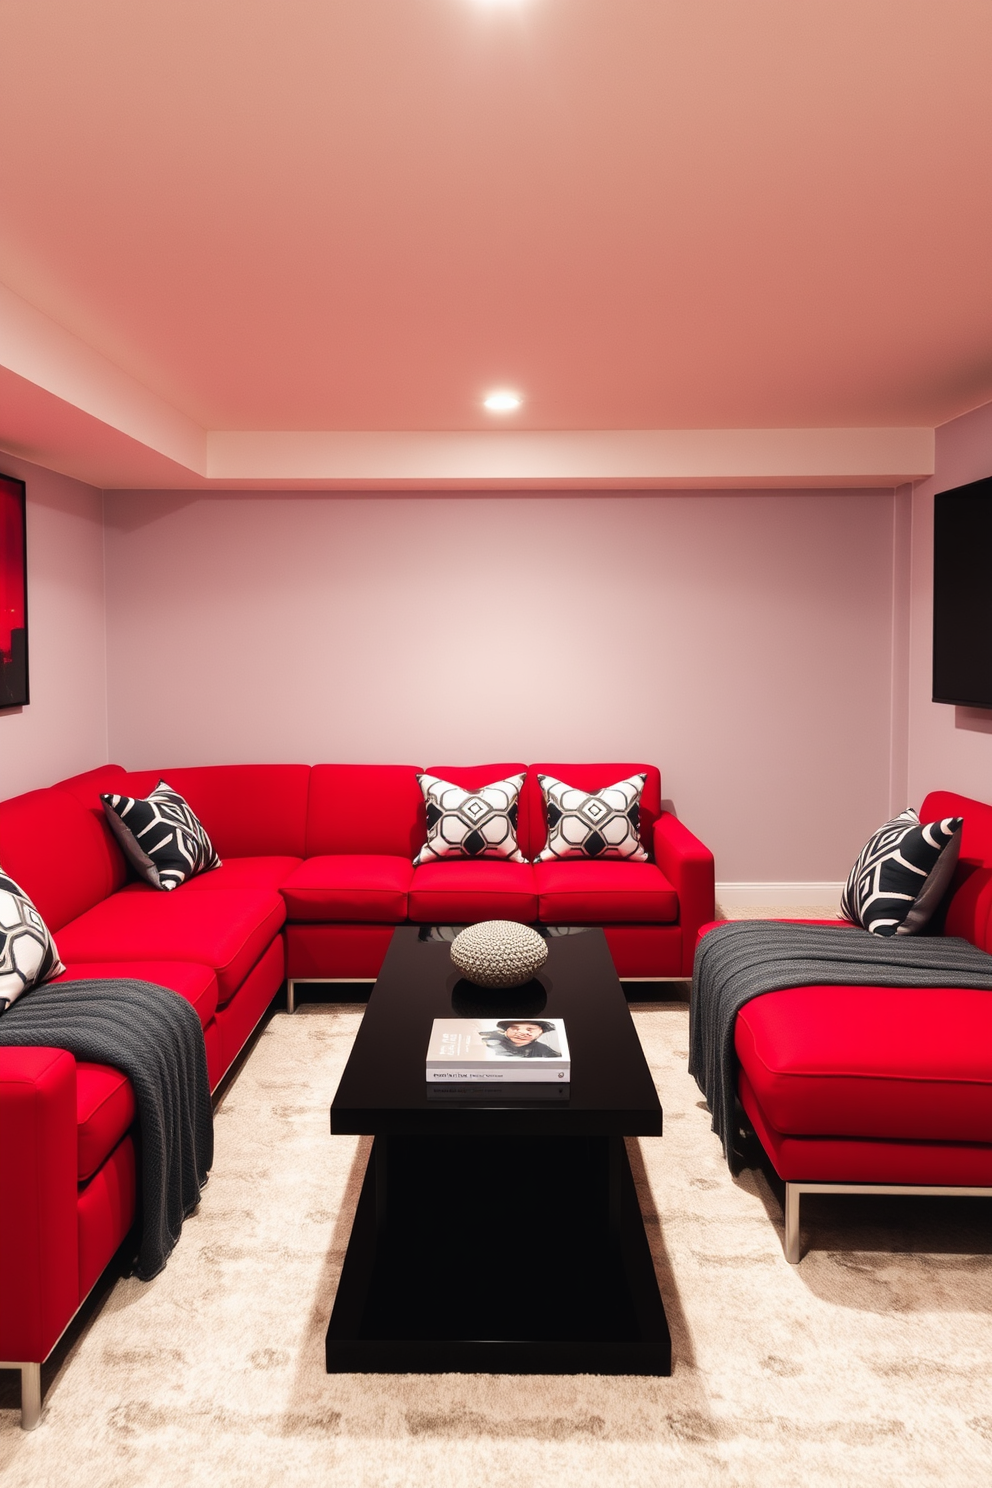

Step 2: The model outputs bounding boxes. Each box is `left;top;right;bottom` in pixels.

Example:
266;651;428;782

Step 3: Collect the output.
1;1362;42;1429
780;1181;992;1265
784;1183;802;1264
19;1364;41;1430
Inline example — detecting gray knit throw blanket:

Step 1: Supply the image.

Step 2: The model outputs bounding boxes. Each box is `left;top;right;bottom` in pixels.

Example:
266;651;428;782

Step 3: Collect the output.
689;920;992;1174
0;978;213;1279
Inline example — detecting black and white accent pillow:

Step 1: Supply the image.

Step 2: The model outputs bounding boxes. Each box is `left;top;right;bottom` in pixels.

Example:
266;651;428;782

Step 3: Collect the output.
536;774;649;862
414;773;527;865
101;780;221;891
0;869;65;1012
840;808;963;936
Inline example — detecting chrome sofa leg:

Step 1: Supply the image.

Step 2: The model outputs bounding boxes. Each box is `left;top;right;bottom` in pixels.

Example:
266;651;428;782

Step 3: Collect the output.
778;1181;992;1265
784;1183;801;1263
287;980;295;1015
20;1363;41;1430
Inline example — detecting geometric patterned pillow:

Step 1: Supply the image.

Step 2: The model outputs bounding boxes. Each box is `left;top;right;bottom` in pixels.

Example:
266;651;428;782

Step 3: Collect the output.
839;807;963;936
536;773;649;862
413;773;527;865
0;868;65;1012
100;780;221;891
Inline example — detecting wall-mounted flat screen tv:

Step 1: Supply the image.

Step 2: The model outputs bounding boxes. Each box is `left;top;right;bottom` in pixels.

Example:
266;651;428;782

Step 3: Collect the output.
933;475;992;708
0;472;28;709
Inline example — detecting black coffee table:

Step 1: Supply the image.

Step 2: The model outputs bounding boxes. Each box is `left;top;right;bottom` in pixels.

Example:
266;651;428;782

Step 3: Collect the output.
326;926;670;1374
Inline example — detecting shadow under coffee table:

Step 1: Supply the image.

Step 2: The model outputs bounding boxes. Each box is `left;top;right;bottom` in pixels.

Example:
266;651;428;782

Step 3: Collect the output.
326;926;670;1374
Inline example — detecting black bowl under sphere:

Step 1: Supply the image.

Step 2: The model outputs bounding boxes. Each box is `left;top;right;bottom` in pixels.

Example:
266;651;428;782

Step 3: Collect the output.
449;977;549;1019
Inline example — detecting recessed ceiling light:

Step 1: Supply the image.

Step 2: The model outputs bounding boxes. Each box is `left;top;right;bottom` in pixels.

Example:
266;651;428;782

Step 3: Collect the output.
484;390;523;412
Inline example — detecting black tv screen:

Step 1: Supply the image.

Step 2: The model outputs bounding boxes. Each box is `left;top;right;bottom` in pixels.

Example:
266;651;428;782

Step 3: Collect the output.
933;475;992;707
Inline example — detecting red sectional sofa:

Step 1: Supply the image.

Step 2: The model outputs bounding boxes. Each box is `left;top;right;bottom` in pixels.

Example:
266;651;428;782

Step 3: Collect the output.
282;761;713;994
726;790;992;1262
0;758;714;1427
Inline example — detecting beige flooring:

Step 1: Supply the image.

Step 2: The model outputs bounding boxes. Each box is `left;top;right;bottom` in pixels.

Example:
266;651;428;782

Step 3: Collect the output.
716;903;843;922
1;983;990;1488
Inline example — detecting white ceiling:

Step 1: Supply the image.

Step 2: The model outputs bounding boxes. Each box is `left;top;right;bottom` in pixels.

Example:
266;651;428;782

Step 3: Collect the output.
0;1;988;487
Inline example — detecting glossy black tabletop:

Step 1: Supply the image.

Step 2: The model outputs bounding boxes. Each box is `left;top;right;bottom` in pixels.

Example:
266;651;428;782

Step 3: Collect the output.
331;927;663;1137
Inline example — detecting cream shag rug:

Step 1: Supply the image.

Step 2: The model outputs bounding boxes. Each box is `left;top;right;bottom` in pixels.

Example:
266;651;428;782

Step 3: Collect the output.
1;1000;990;1488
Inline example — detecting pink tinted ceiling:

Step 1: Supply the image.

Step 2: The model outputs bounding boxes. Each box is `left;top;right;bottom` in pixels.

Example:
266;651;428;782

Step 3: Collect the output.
0;0;990;433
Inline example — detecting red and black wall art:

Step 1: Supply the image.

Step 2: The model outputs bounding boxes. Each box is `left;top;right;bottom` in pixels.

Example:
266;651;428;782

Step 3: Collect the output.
0;474;28;709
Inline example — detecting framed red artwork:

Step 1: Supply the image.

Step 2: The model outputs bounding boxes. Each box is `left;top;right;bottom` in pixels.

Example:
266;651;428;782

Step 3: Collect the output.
0;473;28;708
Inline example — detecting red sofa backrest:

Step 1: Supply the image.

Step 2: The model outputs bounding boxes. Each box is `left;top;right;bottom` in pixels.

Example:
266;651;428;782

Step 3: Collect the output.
0;759;670;928
0;780;127;931
307;765;425;857
57;762;312;860
921;789;992;954
522;763;662;862
156;765;311;858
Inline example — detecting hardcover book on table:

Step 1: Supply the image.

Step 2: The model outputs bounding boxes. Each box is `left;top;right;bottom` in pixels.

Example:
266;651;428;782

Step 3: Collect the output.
426;1017;570;1083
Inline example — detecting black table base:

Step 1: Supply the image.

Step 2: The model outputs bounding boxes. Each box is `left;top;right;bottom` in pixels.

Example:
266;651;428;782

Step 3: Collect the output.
326;1132;671;1375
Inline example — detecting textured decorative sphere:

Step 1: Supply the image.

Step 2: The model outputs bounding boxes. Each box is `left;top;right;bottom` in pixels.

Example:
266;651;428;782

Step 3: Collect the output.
450;921;549;988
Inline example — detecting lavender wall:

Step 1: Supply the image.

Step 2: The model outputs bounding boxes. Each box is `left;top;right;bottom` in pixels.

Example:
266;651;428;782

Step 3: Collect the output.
5;417;987;877
0;453;107;797
907;399;992;805
104;489;899;881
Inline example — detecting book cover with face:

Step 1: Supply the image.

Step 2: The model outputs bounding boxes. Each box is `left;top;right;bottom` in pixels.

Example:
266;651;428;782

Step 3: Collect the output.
426;1018;570;1080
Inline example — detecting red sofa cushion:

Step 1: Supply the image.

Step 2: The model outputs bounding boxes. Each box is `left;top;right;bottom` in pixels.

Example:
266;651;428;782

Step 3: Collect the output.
75;1064;136;1183
155;766;311;858
534;860;678;924
306;765;424;857
523;764;662;862
55;890;285;1004
55;960;219;1029
408;862;538;923
735;983;992;1142
281;855;413;922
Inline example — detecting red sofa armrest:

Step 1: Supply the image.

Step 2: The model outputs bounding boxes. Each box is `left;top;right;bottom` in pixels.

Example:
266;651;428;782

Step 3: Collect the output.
653;812;715;976
0;1049;80;1364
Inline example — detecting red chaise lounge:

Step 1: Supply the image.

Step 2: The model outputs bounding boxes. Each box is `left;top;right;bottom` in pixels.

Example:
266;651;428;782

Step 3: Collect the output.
726;790;992;1262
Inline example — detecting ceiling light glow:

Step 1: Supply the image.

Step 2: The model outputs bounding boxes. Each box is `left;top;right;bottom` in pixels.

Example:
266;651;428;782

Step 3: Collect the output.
484;390;522;412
